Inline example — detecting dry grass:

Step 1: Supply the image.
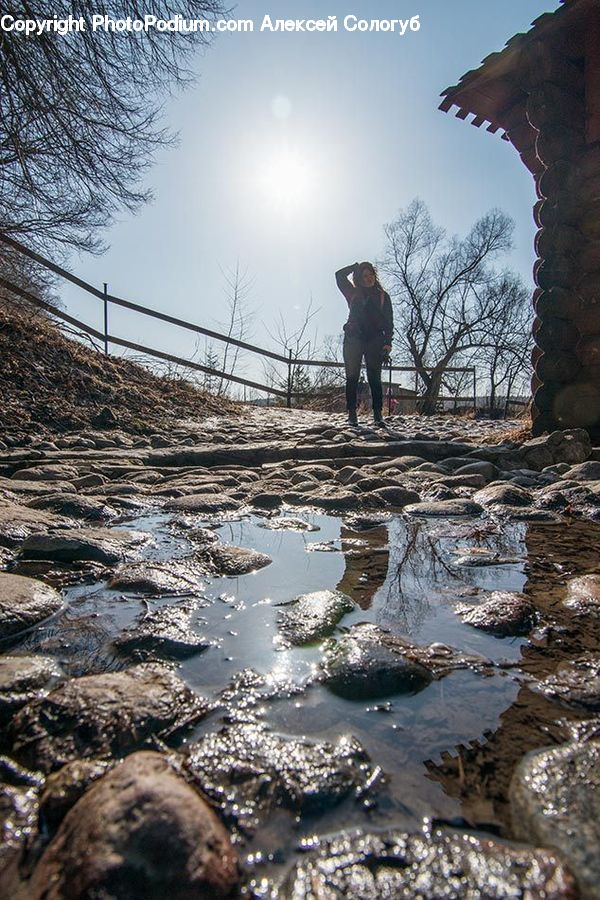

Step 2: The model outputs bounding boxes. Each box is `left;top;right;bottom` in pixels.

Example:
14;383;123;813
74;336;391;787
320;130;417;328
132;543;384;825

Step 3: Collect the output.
0;302;239;438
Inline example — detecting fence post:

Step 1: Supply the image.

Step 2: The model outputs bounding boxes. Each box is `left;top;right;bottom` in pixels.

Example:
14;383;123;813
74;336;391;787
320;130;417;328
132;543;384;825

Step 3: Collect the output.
387;360;393;415
472;368;477;415
103;283;109;355
286;348;293;409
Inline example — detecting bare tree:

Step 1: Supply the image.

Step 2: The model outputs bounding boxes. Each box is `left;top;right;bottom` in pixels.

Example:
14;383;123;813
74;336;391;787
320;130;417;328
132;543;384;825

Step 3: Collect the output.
215;260;256;396
262;299;320;403
0;1;226;254
379;199;528;414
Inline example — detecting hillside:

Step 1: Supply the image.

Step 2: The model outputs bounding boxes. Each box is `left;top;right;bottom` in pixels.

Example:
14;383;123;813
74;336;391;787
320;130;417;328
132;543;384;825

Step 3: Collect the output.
0;303;239;443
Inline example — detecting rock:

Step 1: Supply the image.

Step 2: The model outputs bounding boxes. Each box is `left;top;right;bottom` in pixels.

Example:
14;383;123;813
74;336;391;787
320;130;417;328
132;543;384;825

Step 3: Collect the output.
199;544;271;576
522;429;591;469
91;406;118;428
563;575;600;615
0;477;77;496
536;655;600;713
566;461;600;482
29;751;239;900
250;492;282;509
454;460;499;481
20;527;149;565
343;512;392;531
455;592;536;637
278;590;356;645
165;494;242;514
280;827;577;899
185;725;377;833
0;499;70;548
473;483;533;507
0;574;63;640
257;516;319;532
404;498;484;518
0;784;38;890
107;561;204;595
510;740;600;900
40;759;113;831
0;655;63;723
10;663;209;773
321;629;433;700
369;486;420;507
26;493;117;522
114;604;211;660
12;464;79;482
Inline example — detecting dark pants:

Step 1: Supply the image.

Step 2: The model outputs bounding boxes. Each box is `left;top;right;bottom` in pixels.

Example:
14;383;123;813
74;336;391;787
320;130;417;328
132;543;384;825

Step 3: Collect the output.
343;333;384;414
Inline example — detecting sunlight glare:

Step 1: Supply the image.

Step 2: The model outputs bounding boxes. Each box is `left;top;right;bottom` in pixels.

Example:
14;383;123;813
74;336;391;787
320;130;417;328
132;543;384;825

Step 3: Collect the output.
256;146;315;216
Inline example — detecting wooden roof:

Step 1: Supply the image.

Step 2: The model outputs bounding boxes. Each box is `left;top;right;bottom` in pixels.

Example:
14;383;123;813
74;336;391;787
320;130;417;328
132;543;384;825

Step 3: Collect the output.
439;0;592;157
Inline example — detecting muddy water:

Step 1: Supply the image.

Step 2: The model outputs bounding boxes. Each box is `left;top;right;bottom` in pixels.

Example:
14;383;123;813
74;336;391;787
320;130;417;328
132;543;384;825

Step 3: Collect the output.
7;509;600;887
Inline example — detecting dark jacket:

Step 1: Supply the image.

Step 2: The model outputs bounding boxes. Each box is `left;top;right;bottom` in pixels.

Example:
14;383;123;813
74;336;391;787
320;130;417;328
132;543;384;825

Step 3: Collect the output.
335;264;393;344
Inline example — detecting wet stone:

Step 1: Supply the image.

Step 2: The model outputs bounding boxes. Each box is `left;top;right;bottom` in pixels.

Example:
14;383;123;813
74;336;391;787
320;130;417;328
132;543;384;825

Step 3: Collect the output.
107;560;205;596
536;654;600;713
0;573;63;640
563;574;600;615
165;494;242;514
20;527;150;565
257;516;319;532
279;826;578;899
0;784;39;891
403;498;484;518
114;603;211;660
277;590;356;646
9;663;210;773
320;629;433;700
0;500;70;548
198;543;272;576
369;486;420;507
473;483;533;507
510;740;600;900
26;493;118;522
29;751;239;900
184;724;377;834
40;759;113;832
343;511;392;531
455;592;536;637
0;654;63;723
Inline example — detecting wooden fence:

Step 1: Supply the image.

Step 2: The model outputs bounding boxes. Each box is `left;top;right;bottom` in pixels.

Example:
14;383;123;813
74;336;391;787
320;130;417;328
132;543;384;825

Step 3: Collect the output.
0;234;477;411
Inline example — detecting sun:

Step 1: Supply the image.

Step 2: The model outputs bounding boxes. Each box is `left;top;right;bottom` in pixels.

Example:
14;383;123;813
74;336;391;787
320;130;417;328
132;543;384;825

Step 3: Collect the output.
256;146;314;215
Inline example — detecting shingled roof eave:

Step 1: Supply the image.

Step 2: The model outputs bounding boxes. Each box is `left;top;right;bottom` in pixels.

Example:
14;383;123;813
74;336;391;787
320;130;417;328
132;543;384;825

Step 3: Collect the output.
439;0;586;139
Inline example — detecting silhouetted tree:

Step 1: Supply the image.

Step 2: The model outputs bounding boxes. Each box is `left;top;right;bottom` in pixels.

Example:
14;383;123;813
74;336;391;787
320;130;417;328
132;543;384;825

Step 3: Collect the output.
0;1;226;254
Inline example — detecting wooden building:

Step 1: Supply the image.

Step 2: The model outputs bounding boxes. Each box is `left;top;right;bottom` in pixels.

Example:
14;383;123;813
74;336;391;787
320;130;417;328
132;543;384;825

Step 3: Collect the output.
440;0;600;440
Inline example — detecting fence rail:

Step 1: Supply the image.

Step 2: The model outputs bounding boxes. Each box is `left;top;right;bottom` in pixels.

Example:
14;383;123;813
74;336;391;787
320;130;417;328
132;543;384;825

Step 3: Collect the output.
0;233;477;410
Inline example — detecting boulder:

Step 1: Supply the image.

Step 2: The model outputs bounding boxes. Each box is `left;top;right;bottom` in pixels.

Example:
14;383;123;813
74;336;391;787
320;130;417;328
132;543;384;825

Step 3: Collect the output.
185;725;377;833
0;654;63;723
20;527;149;565
510;740;600;899
29;751;239;900
198;544;271;576
107;560;205;595
321;628;433;700
369;486;420;507
165;494;242;514
536;654;600;713
280;827;577;899
114;604;211;660
26;494;117;522
455;592;536;637
40;759;113;831
0;574;63;640
404;498;484;518
473;483;533;507
278;590;356;645
0;784;38;891
563;574;600;615
10;663;209;772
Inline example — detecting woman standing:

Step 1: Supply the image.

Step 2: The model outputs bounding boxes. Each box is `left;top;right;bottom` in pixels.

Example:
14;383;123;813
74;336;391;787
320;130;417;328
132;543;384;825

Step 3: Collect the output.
335;260;393;426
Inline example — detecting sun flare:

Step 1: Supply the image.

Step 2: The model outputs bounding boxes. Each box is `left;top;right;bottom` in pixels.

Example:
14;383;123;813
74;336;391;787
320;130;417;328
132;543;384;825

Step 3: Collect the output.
256;147;315;215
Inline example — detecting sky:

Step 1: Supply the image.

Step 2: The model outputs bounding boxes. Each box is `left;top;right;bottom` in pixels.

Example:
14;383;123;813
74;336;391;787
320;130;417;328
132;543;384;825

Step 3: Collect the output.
59;0;557;391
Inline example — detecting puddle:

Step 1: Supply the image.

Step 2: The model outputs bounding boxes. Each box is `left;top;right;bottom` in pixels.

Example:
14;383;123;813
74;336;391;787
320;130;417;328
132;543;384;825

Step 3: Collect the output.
4;508;600;885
